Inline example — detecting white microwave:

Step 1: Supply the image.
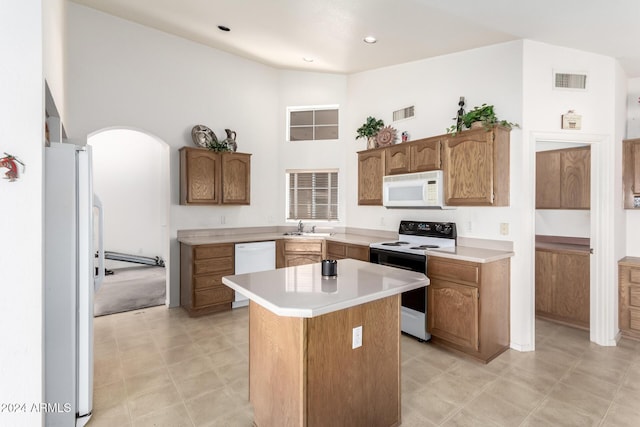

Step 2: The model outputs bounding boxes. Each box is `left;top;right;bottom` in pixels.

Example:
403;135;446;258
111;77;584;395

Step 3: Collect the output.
382;170;446;208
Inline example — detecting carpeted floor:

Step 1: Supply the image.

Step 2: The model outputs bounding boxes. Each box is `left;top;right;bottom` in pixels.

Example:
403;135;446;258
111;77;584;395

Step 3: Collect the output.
94;265;166;317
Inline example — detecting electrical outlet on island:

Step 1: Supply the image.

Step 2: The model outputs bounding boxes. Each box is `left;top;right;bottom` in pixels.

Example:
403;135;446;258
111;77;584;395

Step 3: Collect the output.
352;326;363;349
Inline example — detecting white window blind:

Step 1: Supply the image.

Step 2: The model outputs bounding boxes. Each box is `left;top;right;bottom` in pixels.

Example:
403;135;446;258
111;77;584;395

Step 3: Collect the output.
287;105;339;141
287;170;338;220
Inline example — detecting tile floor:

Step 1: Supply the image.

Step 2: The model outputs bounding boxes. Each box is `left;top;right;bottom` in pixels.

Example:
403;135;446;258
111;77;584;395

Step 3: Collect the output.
89;306;640;426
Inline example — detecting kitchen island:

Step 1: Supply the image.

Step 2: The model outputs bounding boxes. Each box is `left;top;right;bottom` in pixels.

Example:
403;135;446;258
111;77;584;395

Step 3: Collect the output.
222;258;429;427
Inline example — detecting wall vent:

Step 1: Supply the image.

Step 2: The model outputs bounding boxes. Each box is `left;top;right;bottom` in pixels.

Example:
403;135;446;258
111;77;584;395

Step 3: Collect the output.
393;105;415;122
554;72;587;90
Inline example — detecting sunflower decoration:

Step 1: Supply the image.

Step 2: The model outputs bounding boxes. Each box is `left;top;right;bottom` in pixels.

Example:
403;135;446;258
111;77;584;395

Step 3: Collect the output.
375;125;397;147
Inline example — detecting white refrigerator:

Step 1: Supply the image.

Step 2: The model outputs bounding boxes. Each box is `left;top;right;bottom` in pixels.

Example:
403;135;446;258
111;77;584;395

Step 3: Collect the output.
45;142;104;427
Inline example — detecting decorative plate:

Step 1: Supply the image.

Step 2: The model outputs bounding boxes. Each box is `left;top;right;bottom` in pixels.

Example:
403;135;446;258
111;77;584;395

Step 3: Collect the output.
191;125;218;148
376;126;397;147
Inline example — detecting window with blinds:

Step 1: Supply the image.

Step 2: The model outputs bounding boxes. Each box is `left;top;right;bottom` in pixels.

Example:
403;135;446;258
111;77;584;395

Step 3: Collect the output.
287;170;339;220
287;105;339;141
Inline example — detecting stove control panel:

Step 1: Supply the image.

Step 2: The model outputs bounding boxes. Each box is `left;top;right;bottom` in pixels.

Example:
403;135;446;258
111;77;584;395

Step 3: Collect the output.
398;220;457;239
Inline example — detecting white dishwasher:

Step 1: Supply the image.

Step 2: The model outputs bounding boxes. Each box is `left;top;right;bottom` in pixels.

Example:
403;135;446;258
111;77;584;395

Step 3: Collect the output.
233;241;276;308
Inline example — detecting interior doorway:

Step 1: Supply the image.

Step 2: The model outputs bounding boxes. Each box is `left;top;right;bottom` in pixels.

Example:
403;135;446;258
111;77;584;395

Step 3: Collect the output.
88;128;171;315
534;140;592;336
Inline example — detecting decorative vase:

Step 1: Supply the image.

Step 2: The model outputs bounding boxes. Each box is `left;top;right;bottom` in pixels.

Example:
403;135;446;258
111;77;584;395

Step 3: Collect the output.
223;129;238;152
367;136;377;149
470;121;484;129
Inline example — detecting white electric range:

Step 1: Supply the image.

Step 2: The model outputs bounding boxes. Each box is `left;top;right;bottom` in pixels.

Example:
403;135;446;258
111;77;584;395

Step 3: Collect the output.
369;220;457;341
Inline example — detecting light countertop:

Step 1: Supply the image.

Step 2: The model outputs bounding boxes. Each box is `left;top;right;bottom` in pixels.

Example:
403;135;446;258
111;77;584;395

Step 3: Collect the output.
426;246;514;263
178;232;391;247
222;258;429;318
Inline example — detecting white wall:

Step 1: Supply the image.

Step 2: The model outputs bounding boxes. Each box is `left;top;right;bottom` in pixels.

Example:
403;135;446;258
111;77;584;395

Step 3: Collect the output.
66;3;281;305
89;129;168;269
626;77;640;256
277;71;349;226
0;1;48;425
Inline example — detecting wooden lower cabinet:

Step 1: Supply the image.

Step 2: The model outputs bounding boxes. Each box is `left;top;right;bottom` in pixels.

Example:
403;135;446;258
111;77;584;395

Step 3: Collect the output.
276;239;325;268
326;240;369;262
180;242;235;316
619;257;640;340
535;248;590;329
427;256;510;363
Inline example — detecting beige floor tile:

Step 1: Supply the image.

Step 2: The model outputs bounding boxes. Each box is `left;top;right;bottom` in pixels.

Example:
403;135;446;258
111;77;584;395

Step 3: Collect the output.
124;367;173;399
443;359;499;388
153;332;194;350
208;347;247;369
547;381;612;420
560;369;620;401
613;383;640;410
601;402;640;427
404;387;460;425
174;369;226;401
94;358;124;388
132;403;194;427
93;379;128;411
441;409;501;427
117;331;155;352
529;397;603;427
462;392;531;426
127;383;182;420
194;334;235;354
501;365;560;395
401;357;445;384
121;352;167;378
422;373;480;406
118;341;162;361
160;342;204;365
168;355;214;380
482;377;546;413
214;360;248;384
184;390;239;426
87;402;131;427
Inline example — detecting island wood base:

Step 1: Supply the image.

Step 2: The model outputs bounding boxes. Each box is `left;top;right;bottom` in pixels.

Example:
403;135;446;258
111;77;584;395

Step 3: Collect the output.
249;295;401;427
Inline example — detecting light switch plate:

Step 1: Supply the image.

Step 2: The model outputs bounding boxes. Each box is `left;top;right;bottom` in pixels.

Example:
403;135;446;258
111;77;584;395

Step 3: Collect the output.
352;326;362;349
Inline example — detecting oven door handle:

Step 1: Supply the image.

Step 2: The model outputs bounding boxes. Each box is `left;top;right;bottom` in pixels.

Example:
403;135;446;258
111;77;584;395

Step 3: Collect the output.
378;262;415;271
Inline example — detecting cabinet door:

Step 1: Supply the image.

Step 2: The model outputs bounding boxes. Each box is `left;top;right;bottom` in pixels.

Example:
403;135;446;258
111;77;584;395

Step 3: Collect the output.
326;241;347;259
221;153;251;205
358;149;385;205
536;151;561;209
442;131;494;206
553;253;590;326
410;138;441;172
385;145;411;175
181;148;220;204
535;250;555;315
345;244;369;262
623;139;640;208
427;279;479;351
561;147;590;209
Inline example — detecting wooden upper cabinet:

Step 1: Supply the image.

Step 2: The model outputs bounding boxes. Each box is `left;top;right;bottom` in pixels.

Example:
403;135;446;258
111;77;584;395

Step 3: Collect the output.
357;148;385;205
536;151;561;208
442;126;510;206
385;137;442;175
623;139;640;209
180;147;220;204
180;147;251;205
536;146;590;209
221;152;251;205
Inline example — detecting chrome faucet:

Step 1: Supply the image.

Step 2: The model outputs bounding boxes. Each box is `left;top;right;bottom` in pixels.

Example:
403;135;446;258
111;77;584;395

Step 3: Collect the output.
298;220;304;233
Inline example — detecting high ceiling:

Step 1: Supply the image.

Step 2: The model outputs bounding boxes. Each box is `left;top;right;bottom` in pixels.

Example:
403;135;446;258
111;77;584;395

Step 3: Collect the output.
70;0;640;77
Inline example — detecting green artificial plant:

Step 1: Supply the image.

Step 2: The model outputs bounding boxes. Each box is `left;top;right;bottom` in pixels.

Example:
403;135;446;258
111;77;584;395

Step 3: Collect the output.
446;104;519;134
356;116;385;140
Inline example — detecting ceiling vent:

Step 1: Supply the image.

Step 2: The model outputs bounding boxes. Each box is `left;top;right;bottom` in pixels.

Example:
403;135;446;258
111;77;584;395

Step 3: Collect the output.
553;71;588;90
393;105;415;122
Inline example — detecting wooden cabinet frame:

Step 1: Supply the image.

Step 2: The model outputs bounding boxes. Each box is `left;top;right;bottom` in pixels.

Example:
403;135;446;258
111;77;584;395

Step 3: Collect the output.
623;139;640;209
536;146;590;209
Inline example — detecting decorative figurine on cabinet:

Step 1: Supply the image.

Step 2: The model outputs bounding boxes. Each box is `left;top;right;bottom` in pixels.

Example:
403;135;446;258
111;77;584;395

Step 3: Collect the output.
0;152;25;182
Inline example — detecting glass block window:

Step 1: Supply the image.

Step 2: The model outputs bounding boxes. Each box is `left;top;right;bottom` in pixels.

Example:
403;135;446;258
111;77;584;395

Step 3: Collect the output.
287;170;338;220
287;105;339;141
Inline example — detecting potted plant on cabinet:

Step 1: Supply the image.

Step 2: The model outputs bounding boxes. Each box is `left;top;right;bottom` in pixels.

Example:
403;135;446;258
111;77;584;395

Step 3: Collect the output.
356;116;384;149
446;104;519;135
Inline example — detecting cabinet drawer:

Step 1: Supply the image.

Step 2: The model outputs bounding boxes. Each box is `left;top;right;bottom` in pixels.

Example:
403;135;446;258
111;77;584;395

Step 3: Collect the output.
194;257;233;275
346;245;369;262
630;308;640;332
630;268;640;285
284;241;323;253
428;259;479;284
194;244;233;260
630;286;640;308
193;274;226;290
326;241;346;258
194;286;233;307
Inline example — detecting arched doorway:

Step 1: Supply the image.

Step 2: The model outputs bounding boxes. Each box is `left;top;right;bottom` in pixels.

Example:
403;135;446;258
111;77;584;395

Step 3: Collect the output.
88;128;171;315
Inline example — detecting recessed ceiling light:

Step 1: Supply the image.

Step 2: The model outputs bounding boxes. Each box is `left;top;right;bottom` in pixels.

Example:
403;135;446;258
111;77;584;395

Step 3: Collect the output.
303;57;314;63
363;36;377;44
218;25;231;32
